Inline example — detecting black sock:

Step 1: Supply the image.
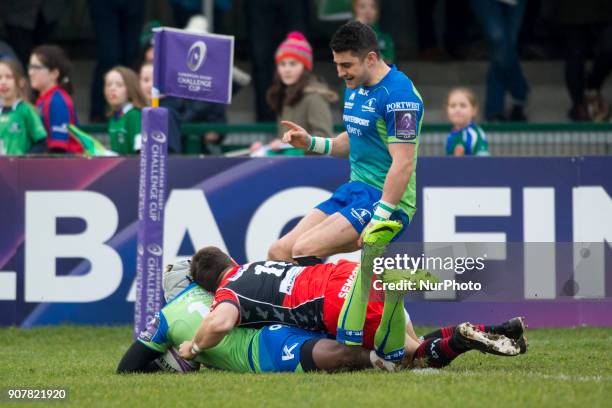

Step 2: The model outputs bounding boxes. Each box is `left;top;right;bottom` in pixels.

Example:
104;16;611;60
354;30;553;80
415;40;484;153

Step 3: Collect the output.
293;256;323;266
422;324;496;340
412;337;469;369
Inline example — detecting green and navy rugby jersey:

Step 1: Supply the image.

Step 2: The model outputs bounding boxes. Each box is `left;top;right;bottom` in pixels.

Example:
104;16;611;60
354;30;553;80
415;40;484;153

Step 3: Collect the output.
342;65;424;219
445;122;489;156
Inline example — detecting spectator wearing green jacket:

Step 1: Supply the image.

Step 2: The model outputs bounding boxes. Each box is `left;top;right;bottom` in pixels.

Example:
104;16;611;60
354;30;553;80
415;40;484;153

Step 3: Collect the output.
104;66;147;154
0;58;47;155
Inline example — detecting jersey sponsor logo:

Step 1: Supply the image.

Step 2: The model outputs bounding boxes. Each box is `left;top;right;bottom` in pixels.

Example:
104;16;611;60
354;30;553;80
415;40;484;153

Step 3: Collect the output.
279;266;304;295
139;313;160;342
346;124;362;136
343;115;369;126
395;110;417;140
358;88;369;96
187;41;207;72
282;343;299;361
350;207;371;226
386;101;421;112
338;265;359;299
51;124;69;134
361;98;377;113
349;92;356;100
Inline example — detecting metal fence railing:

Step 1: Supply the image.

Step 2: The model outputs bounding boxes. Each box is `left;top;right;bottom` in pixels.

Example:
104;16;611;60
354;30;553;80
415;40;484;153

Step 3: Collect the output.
79;122;612;156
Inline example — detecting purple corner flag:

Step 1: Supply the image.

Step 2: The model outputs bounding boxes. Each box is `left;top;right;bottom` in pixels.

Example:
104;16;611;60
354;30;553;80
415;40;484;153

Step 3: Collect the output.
134;107;169;340
153;27;234;104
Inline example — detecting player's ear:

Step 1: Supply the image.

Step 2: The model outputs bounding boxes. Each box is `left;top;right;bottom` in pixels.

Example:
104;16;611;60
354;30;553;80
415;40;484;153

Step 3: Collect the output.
366;51;378;66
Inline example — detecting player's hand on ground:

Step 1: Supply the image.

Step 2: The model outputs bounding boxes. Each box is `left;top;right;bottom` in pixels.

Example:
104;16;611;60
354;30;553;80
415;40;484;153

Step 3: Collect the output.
281;120;311;149
179;340;196;360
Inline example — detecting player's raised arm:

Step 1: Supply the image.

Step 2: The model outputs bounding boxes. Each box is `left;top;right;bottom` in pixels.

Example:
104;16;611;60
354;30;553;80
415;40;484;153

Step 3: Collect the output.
281;120;349;158
179;302;239;360
329;131;349;157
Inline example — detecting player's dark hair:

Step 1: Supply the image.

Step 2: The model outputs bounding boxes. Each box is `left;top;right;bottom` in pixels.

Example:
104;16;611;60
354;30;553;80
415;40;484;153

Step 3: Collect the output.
329;20;379;59
190;246;234;292
31;45;73;94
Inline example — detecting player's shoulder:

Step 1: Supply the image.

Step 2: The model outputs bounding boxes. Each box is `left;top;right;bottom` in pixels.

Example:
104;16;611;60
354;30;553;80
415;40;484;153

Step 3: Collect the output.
376;68;423;112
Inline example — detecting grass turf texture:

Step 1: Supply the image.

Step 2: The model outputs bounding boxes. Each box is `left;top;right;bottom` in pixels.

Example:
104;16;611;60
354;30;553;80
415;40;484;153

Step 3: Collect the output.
1;326;611;407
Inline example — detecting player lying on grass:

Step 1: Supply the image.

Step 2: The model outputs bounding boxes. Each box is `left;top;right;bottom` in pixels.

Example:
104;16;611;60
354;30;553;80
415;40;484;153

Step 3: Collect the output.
117;257;526;374
118;260;387;374
178;221;526;369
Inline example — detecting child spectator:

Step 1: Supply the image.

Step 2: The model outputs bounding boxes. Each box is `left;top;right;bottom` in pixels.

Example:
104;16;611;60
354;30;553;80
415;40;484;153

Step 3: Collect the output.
105;66;146;155
352;0;395;63
29;45;82;154
0;58;47;154
252;32;337;156
445;88;489;156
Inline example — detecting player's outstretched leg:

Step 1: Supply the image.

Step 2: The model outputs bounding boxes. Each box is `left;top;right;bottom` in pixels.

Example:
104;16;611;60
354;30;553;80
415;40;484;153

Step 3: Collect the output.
421;317;528;354
410;322;521;369
336;221;403;346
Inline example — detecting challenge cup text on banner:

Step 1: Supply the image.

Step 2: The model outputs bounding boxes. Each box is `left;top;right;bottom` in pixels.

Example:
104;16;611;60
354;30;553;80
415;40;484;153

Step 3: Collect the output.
134;107;169;340
153;27;234;104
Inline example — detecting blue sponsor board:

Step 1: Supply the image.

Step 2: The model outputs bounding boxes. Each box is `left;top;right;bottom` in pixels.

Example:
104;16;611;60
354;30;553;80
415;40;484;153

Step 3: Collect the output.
0;156;610;327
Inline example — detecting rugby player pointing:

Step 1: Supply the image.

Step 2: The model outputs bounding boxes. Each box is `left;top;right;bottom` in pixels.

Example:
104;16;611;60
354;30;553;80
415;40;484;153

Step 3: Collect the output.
268;21;424;265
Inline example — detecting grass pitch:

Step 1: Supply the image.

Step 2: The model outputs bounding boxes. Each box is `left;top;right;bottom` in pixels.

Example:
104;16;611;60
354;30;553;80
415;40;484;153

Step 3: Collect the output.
1;326;611;407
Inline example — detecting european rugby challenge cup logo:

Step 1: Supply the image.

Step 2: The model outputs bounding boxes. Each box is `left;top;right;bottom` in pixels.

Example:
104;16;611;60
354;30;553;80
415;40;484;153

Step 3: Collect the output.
187;41;207;72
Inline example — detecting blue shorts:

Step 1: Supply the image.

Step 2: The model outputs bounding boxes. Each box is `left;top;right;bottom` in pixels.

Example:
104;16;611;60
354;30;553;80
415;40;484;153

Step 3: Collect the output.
316;181;410;234
255;325;327;373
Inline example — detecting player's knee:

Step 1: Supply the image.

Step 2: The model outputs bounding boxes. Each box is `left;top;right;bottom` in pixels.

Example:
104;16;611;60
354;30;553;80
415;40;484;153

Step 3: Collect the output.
335;343;363;366
267;239;292;261
291;238;317;259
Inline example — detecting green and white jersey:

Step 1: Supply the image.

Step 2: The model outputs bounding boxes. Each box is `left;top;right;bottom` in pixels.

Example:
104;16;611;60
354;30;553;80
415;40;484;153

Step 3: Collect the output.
138;283;262;373
108;103;142;155
445;122;489;156
0;99;47;155
343;65;424;219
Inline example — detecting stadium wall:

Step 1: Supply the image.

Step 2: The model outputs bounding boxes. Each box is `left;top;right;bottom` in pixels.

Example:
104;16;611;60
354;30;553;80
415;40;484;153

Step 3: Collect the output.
0;156;610;328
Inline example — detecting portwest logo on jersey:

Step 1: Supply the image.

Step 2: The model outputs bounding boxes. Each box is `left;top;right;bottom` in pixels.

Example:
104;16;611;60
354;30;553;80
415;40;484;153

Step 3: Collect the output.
187;41;207;72
358;88;369;96
386;101;420;112
361;98;376;113
350;208;371;225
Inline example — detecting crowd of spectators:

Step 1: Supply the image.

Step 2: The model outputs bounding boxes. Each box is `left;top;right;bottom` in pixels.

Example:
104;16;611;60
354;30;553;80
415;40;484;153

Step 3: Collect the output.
0;0;610;157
